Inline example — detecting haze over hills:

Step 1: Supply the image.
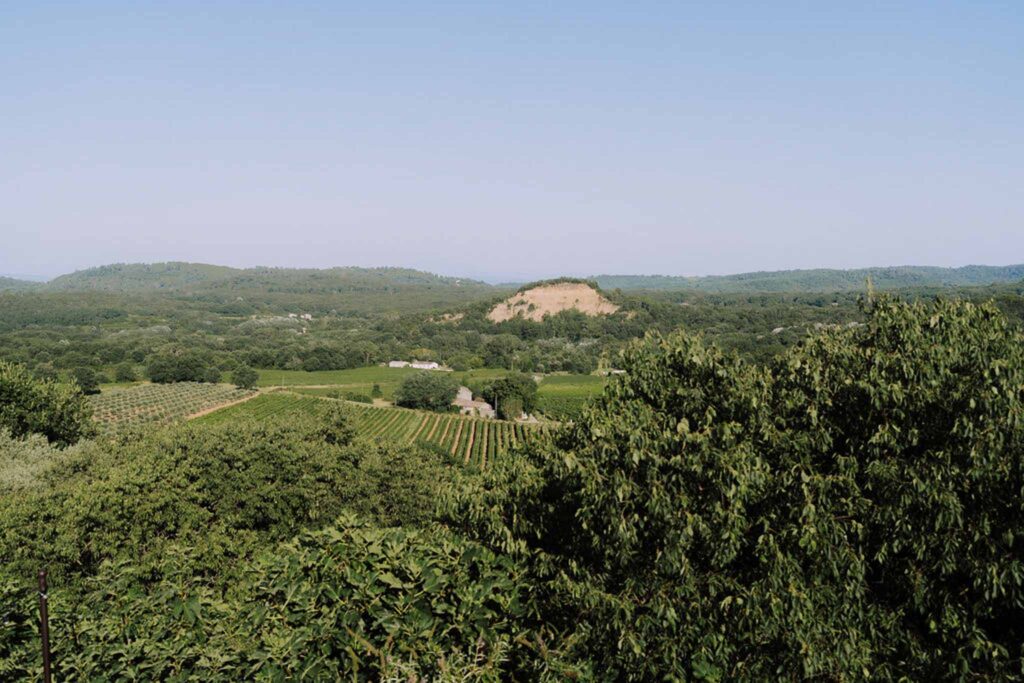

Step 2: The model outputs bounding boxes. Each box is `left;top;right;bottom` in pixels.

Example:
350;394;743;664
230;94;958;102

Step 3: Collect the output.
0;276;37;292
2;261;1023;296
593;264;1024;293
41;262;491;293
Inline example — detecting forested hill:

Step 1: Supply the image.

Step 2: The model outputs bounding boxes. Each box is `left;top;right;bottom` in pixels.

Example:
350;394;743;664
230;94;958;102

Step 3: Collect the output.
26;262;501;316
594;264;1024;293
43;262;494;294
0;276;38;292
45;263;238;291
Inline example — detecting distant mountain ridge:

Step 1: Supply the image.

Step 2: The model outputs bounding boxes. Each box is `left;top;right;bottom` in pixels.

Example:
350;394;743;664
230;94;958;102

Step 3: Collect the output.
0;276;38;292
593;264;1024;293
7;262;1024;296
42;262;492;293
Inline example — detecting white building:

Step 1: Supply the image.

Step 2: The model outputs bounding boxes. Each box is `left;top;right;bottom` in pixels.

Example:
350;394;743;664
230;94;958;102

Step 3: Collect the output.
300;313;313;321
388;360;410;368
410;361;439;370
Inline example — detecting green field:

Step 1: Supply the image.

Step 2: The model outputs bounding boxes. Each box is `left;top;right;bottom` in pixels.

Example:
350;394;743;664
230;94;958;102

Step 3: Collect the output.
257;366;417;394
88;382;257;432
536;373;608;419
198;391;541;469
258;366;604;411
195;392;323;424
537;373;607;394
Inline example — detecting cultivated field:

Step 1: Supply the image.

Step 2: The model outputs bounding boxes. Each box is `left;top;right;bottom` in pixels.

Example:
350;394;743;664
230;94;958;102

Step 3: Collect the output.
259;366;546;399
257;366;418;391
347;401;539;469
198;392;541;469
88;382;257;432
536;373;607;419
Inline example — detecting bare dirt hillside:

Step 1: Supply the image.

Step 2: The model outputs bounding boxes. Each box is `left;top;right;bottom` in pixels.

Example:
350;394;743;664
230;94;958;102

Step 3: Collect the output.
487;282;619;322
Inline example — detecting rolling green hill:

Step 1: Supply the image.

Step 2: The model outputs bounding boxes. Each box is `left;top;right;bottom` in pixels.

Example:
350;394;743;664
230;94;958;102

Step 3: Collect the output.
0;276;38;292
44;262;238;291
594;264;1024;293
33;262;501;314
43;262;495;294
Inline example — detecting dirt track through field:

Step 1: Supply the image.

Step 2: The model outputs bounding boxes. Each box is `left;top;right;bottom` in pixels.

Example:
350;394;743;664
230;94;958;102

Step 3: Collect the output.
449;420;465;457
186;391;261;420
463;422;476;465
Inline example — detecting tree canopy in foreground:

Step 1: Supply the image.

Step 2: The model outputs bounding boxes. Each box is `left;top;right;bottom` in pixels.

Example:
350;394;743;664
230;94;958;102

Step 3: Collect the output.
1;297;1022;680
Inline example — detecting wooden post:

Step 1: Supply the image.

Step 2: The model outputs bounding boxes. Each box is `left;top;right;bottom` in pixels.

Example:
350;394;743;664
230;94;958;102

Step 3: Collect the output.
38;569;52;683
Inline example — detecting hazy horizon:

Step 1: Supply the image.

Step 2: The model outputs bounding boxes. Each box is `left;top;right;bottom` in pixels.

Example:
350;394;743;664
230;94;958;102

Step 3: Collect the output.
6;258;1024;288
4;3;1022;282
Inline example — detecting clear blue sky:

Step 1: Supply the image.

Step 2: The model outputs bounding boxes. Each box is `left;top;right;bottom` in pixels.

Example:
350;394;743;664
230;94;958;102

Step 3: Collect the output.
2;2;1021;282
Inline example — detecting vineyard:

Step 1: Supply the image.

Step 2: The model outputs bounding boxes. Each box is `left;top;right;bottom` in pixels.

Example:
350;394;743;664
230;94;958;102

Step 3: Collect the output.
347;402;540;469
198;392;541;469
88;382;257;432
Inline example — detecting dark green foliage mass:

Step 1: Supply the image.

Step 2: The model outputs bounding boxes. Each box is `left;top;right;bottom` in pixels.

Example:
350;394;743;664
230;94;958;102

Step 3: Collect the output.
0;515;533;681
70;366;100;394
480;373;538;419
146;349;216;383
113;362;137;382
0;361;94;446
0;402;451;587
231;364;258;389
394;371;459;412
445;297;1024;679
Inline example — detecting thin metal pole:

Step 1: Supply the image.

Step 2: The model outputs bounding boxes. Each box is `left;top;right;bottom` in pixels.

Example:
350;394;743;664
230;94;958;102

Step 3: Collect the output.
38;569;52;683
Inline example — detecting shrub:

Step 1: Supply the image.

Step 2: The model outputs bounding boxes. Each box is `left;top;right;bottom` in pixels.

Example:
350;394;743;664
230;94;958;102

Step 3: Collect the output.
0;361;93;446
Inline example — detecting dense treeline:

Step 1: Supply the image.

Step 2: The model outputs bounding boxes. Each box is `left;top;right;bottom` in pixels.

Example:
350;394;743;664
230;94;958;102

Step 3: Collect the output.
2;296;1024;678
3;275;1023;391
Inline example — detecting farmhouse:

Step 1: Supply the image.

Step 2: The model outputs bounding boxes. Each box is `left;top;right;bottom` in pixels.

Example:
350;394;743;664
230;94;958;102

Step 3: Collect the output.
453;386;495;419
388;360;410;368
410;361;439;370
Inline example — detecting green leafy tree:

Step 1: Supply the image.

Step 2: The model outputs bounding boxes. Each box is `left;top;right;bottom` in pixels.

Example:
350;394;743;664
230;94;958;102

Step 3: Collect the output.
147;350;212;383
231;365;259;389
114;363;137;382
0;361;94;446
497;396;523;421
394;372;459;412
482;373;538;418
446;297;1024;680
315;402;356;446
71;367;101;395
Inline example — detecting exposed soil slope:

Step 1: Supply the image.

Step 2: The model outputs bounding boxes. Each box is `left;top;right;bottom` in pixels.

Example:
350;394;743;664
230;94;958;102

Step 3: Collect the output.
487;282;619;322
